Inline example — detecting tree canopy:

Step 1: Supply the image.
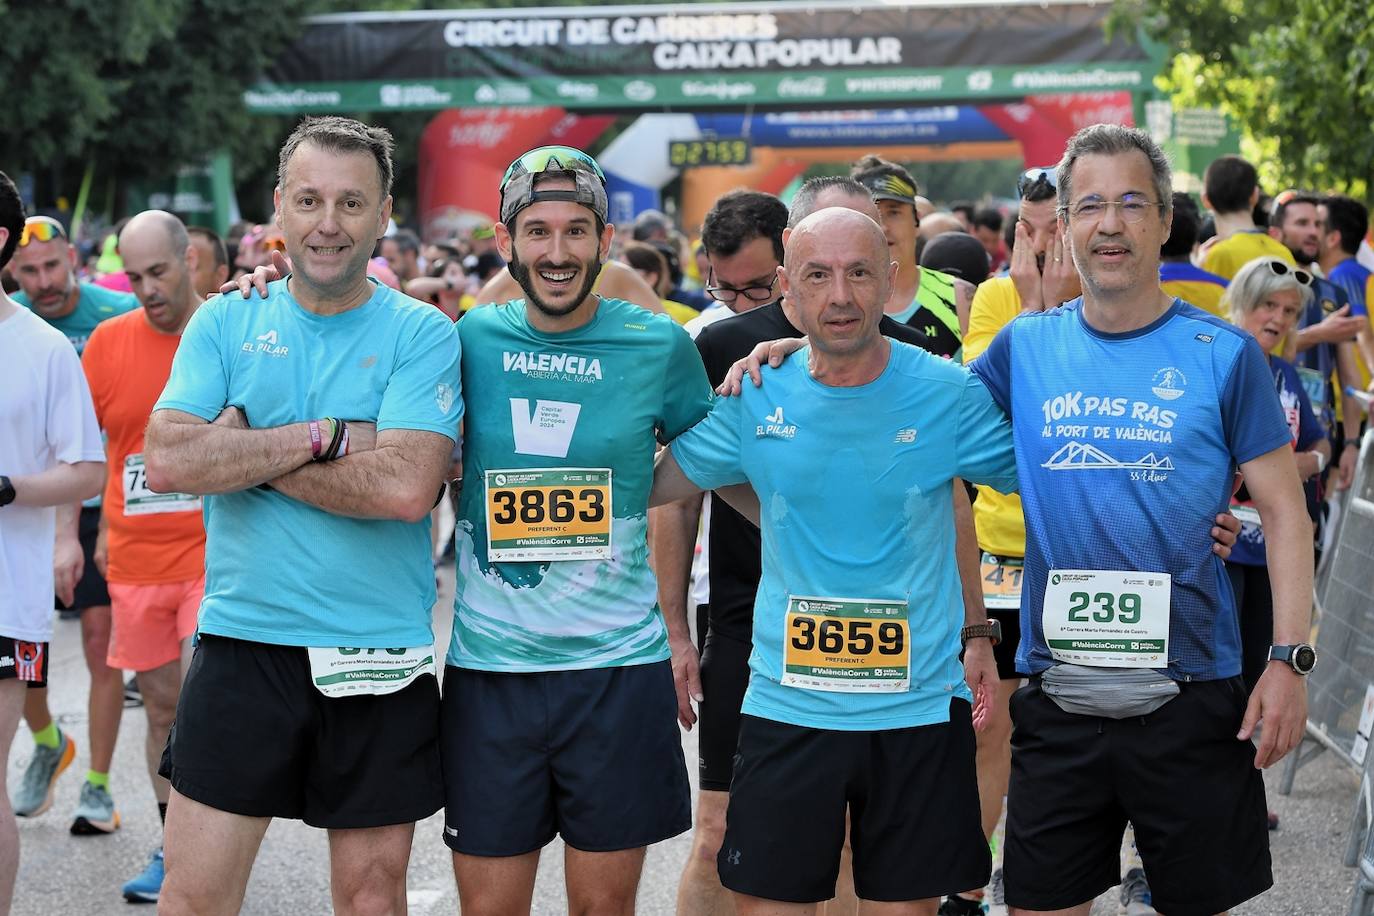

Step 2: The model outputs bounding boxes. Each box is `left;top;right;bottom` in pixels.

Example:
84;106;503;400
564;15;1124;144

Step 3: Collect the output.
1114;0;1373;203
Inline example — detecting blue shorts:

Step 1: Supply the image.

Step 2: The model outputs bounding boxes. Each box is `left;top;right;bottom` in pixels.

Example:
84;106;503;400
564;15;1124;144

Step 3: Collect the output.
440;660;691;855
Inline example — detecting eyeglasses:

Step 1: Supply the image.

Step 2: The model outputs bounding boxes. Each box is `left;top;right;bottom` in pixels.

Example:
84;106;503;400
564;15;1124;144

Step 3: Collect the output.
705;269;777;304
1062;194;1160;223
1017;167;1057;199
1265;259;1312;286
18;216;67;247
500;146;607;191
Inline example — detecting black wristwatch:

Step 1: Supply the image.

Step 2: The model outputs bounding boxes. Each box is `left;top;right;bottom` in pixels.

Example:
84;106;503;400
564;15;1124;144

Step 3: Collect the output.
0;476;15;508
1268;643;1317;676
961;619;1002;647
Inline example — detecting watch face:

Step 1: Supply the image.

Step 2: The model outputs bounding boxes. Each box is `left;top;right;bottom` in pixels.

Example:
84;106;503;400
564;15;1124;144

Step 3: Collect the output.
1294;645;1317;673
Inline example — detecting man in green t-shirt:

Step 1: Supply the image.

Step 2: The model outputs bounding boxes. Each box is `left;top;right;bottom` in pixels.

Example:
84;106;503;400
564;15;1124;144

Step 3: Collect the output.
440;146;714;914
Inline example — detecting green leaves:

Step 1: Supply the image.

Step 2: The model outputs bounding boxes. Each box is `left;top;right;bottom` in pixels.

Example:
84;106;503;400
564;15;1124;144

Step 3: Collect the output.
1117;0;1372;203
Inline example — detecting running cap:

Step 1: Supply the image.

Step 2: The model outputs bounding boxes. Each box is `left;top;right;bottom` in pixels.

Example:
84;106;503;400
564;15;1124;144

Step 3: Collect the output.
499;146;609;227
860;173;917;206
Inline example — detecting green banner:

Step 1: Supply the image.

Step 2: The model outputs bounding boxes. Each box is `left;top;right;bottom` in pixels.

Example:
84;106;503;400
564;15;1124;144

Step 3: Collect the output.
124;150;240;236
245;63;1152;114
247;2;1157;114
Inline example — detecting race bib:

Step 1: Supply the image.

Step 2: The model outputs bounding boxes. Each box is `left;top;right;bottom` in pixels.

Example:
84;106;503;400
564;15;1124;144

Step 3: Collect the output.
123;454;201;516
1295;366;1327;417
307;646;435;698
485;468;611;562
980;553;1023;610
1042;570;1170;668
1229;503;1262;528
781;595;910;693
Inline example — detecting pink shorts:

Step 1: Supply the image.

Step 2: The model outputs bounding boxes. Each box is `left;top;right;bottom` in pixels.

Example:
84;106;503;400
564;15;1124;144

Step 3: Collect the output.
107;577;203;672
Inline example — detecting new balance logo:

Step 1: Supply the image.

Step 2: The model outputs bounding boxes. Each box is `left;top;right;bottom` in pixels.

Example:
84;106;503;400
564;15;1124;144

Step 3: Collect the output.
894;429;917;444
242;329;288;358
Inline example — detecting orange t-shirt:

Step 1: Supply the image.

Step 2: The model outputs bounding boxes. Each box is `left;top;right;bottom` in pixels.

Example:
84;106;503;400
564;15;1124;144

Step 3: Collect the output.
82;309;206;585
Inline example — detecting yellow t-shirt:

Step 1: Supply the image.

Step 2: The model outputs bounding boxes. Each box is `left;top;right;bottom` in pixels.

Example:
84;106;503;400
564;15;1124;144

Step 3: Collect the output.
660;298;699;325
963;276;1027;558
1201;231;1295;281
1159;279;1228;320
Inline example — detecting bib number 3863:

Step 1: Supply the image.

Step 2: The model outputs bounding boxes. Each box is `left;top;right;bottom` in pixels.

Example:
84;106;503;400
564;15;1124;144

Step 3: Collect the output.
781;596;909;693
485;468;611;562
1042;570;1170;668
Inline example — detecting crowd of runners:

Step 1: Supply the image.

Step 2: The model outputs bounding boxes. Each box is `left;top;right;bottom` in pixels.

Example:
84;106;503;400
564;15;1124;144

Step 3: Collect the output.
2;113;1371;916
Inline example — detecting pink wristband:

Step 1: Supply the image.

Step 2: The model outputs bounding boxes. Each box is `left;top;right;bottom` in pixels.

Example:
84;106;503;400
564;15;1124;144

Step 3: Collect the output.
308;420;324;460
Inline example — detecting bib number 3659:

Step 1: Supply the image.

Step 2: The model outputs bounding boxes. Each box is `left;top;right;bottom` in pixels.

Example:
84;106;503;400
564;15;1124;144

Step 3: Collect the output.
781;596;910;693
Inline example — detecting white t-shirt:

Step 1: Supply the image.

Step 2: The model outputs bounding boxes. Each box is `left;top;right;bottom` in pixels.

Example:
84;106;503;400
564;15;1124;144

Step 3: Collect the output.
682;304;732;609
0;307;104;641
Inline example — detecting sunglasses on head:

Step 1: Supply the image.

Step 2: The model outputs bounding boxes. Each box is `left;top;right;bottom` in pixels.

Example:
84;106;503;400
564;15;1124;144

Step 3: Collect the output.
1017;167;1057;198
1266;259;1312;286
18;216;67;247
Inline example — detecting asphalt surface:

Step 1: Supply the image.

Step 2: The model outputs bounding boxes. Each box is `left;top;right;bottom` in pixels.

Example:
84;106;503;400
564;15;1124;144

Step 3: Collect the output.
8;560;1363;914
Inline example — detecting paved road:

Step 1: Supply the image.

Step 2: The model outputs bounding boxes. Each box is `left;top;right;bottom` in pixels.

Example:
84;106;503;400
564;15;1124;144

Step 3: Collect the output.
8;562;1362;913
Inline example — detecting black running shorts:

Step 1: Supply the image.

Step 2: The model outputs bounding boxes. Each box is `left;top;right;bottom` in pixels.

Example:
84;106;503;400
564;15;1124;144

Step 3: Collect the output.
159;634;444;829
718;699;990;903
1003;677;1271;915
441;660;691;856
697;629;751;792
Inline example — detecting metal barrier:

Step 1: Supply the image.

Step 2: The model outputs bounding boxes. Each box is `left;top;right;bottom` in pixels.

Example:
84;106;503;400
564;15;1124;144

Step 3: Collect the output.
1349;746;1373;915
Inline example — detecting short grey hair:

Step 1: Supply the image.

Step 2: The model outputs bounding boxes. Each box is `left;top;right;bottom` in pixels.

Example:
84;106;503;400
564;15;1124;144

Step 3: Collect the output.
788;176;872;228
277;116;395;197
1223;256;1314;324
1056;124;1173;218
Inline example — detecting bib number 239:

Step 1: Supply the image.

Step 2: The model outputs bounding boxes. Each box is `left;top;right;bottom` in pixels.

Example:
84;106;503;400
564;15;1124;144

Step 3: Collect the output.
781;596;909;693
485;468;611;562
1042;570;1170;667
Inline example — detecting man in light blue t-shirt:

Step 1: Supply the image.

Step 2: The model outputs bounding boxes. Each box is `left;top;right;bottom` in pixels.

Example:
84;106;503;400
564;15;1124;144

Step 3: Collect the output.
439;145;712;916
143;117;461;913
653;207;1015;908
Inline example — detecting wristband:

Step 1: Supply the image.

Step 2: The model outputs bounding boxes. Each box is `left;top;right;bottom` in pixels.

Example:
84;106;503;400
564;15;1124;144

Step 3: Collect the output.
1346;437;1362;449
336;422;350;459
321;418;344;461
1313;450;1327;474
308;420;325;460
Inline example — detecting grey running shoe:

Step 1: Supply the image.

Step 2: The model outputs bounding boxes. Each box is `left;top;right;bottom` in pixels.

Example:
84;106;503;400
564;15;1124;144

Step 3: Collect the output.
11;729;76;817
1119;867;1156;916
70;780;121;835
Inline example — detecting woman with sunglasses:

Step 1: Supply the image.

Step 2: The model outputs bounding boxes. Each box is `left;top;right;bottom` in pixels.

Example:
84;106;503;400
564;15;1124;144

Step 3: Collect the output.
1222;257;1328;702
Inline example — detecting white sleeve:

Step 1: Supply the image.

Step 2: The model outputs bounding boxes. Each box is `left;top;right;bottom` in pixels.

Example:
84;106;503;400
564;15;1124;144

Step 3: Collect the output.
45;341;105;465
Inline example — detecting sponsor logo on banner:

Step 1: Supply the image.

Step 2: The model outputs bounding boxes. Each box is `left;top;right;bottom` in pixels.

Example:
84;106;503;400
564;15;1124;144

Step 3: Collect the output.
474;83;532;104
778;76;827;97
380;84;453;108
682;80;756;100
556;81;600;101
624;80;657;101
966;70;993;92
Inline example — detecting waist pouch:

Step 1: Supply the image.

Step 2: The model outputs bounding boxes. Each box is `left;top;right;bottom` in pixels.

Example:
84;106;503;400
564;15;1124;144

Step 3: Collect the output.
1039;663;1180;719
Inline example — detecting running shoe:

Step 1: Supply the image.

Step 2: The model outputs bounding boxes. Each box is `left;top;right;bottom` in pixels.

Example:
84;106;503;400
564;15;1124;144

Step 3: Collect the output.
1119;867;1155;916
70;781;121;835
124;675;143;708
122;847;164;903
12;728;76;817
937;894;986;916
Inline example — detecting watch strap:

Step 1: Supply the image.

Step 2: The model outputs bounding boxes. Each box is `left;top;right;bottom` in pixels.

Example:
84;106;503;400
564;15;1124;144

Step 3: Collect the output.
961;620;1001;647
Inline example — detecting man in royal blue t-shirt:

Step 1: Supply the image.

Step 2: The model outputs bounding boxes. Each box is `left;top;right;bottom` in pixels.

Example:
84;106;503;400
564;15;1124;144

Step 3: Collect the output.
969;125;1312;916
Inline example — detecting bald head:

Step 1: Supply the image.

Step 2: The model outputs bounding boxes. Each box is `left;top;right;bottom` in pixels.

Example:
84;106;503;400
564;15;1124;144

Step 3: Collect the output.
120;209;189;258
780;207;894;361
918;211;965;241
119;209;199;333
785;207;889;269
